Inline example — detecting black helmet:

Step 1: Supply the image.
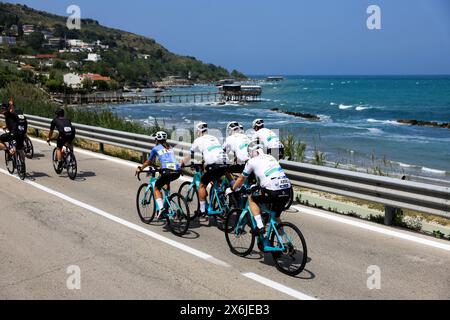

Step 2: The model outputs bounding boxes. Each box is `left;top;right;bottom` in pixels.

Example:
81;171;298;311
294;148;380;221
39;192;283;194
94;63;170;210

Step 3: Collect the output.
55;108;65;117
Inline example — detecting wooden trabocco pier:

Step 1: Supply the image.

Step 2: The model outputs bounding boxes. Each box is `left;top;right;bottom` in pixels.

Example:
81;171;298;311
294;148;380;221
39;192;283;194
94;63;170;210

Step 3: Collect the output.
52;85;262;106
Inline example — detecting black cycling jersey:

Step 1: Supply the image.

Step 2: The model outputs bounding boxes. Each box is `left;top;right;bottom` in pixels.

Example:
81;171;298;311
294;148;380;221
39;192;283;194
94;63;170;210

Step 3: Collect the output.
14;109;28;136
50;117;76;137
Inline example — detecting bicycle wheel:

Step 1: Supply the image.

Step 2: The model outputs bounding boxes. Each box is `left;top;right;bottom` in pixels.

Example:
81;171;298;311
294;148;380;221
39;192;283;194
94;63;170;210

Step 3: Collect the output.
24;136;34;159
16;151;26;180
166;193;190;236
52;148;63;174
5;151;15;174
178;181;199;220
225;209;255;257
270;222;308;276
136;184;156;224
67;152;77;180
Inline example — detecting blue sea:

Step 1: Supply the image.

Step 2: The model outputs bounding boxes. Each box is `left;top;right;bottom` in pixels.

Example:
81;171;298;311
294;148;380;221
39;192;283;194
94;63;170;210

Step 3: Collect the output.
108;76;450;185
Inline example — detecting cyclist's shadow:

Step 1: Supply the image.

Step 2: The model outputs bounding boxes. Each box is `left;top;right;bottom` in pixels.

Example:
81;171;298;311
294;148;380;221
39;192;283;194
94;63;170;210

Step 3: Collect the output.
154;221;201;240
71;171;96;182
259;254;315;280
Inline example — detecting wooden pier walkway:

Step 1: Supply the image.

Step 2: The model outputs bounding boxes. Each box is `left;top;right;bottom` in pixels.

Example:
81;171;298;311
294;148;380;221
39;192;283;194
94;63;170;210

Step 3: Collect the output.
52;87;262;106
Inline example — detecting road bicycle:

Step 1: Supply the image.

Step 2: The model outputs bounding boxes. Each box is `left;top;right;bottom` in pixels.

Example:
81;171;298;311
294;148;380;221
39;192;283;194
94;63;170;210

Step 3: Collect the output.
178;163;231;230
4;138;26;180
224;186;308;276
49;141;77;180
136;167;190;236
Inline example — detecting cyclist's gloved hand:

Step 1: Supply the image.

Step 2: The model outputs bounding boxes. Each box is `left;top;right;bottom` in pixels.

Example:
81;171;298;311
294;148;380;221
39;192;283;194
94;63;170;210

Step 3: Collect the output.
225;187;234;197
136;166;142;174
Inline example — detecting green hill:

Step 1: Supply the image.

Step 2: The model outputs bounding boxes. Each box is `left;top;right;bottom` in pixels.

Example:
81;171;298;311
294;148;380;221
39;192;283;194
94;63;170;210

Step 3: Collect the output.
0;2;246;87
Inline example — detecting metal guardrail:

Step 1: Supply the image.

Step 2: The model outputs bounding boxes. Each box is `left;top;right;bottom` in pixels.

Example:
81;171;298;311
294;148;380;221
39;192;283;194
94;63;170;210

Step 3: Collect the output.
2;114;449;221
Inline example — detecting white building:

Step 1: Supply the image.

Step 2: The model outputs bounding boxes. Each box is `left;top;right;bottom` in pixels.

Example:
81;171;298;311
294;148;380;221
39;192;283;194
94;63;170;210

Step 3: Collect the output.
63;73;83;88
22;24;35;35
85;53;101;62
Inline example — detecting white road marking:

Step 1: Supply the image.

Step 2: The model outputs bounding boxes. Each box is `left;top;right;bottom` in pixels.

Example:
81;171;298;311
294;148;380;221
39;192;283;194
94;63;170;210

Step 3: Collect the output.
293;205;450;252
31;136;450;251
242;272;317;300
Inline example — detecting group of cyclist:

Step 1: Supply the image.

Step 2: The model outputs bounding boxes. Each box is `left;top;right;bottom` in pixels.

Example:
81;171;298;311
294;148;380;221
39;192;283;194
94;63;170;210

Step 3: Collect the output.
136;119;292;235
1;102;76;175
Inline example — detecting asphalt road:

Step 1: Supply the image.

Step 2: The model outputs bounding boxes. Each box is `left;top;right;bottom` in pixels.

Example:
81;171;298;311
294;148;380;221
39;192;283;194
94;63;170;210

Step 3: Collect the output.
0;139;449;300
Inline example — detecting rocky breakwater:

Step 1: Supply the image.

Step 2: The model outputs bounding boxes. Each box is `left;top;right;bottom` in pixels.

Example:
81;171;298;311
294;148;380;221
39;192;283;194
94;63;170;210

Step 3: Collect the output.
397;119;450;129
270;108;321;120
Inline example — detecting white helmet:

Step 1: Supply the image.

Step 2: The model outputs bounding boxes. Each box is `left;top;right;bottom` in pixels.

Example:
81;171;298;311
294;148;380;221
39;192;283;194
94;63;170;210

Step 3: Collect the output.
226;121;240;135
154;131;168;141
196;122;208;134
247;140;264;158
252;119;264;130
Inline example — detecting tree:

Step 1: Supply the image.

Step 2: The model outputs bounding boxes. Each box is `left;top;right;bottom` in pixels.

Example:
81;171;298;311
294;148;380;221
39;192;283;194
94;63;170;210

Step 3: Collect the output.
82;78;93;91
94;80;109;91
25;31;45;50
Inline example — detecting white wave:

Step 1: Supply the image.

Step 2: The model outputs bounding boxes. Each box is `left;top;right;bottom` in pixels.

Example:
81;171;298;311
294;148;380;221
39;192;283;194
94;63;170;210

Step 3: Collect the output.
356;106;371;111
339;104;353;110
395;162;413;168
422;167;447;175
330;102;336;106
317;114;332;122
367;128;383;134
366;119;399;125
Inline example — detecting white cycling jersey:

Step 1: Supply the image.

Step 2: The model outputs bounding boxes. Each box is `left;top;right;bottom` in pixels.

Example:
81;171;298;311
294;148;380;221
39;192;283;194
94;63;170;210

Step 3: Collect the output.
252;128;284;149
191;134;229;165
223;133;251;164
243;154;291;191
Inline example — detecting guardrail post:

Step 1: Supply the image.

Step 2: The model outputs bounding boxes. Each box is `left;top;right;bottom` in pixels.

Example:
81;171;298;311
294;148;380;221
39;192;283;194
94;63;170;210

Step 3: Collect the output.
34;128;39;137
99;142;104;153
384;206;401;226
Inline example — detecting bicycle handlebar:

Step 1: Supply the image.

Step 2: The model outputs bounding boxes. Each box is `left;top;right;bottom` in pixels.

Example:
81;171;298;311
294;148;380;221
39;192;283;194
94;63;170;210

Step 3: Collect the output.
135;167;165;181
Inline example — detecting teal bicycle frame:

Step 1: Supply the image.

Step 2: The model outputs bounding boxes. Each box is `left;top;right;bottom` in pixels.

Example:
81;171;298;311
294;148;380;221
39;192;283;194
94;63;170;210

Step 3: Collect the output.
143;173;178;219
235;196;291;253
184;165;230;217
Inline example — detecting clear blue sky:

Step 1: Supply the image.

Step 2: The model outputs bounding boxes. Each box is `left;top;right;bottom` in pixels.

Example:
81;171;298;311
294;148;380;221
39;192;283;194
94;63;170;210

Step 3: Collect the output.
7;0;450;75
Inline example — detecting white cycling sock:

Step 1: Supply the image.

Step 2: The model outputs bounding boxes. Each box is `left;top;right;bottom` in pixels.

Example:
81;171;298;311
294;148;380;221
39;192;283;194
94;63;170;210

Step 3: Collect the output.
156;198;164;211
200;201;206;213
255;215;264;229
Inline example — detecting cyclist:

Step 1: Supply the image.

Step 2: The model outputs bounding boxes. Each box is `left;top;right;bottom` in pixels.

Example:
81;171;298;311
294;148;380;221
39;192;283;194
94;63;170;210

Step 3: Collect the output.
0;102;24;155
181;122;230;216
136;131;181;218
222;121;250;174
251;119;285;160
226;140;292;235
47;108;76;170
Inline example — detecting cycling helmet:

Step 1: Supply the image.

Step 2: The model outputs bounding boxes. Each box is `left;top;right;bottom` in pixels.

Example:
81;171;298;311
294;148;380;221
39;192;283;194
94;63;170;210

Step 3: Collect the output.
226;121;239;135
0;103;8;112
196;122;208;134
252;119;264;130
154;131;168;141
247;140;264;158
55;108;65;117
